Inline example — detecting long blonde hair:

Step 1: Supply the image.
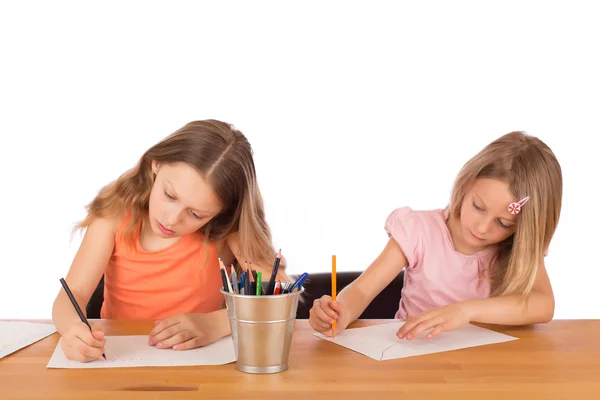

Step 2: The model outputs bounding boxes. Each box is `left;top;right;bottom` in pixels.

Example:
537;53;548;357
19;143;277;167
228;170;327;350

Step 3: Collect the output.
75;120;283;273
448;131;562;297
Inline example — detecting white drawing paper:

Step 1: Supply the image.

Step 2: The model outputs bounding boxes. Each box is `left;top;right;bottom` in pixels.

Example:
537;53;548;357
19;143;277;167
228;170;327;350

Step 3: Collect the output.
47;335;236;368
314;321;518;361
0;321;57;359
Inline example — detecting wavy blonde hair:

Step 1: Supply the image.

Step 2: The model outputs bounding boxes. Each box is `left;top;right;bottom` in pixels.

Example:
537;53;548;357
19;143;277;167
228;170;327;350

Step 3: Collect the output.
448;131;562;297
75;120;284;273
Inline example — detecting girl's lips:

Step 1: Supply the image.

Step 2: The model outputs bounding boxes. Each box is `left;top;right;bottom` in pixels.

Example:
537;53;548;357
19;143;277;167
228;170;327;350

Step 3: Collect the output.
470;231;485;241
157;221;175;235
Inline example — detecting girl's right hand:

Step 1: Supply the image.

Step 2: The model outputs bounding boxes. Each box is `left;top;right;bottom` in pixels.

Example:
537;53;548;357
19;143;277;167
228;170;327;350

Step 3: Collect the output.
309;295;348;336
60;321;106;362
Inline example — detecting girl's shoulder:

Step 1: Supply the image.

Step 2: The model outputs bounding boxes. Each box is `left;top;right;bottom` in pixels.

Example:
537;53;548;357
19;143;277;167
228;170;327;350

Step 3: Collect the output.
384;206;446;235
85;211;125;235
108;205;138;243
383;206;448;267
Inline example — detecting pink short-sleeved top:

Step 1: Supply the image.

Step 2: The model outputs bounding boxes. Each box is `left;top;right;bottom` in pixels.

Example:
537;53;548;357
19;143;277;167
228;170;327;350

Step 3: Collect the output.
384;207;496;320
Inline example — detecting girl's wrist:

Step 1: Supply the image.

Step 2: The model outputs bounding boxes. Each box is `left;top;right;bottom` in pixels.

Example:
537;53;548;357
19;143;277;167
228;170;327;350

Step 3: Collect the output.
461;300;480;322
214;308;232;338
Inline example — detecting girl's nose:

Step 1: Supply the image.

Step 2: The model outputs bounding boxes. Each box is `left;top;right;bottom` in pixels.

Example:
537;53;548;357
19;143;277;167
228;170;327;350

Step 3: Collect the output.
166;208;184;226
475;217;492;235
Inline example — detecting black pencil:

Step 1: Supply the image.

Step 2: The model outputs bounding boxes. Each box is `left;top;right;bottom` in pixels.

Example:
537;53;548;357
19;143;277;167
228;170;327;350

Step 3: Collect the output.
220;267;229;292
59;278;106;360
266;249;282;295
244;269;251;295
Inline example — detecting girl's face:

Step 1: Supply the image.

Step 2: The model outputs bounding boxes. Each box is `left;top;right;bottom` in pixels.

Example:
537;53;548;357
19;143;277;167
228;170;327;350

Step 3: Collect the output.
147;161;222;238
458;178;519;252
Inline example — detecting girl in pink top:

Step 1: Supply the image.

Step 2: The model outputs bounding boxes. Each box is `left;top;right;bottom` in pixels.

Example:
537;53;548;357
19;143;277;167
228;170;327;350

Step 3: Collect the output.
309;131;562;341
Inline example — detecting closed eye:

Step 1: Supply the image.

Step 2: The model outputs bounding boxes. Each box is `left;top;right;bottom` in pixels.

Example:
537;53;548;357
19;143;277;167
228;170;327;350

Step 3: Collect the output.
497;220;510;230
474;201;512;230
165;191;175;200
190;211;202;220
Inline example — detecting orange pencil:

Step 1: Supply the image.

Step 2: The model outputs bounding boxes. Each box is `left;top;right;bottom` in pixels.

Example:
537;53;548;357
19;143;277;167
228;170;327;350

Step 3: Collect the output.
332;255;337;339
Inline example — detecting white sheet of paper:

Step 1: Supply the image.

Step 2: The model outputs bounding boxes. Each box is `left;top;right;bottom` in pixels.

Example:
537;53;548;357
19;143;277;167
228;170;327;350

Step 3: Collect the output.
47;335;236;368
314;321;518;361
0;321;57;359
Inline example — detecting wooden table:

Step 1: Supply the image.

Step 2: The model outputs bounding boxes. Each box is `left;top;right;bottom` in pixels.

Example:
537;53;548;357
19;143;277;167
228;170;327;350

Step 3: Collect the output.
1;319;599;399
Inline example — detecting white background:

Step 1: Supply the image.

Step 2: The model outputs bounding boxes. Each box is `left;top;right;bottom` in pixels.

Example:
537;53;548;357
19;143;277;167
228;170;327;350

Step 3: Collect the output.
1;1;598;319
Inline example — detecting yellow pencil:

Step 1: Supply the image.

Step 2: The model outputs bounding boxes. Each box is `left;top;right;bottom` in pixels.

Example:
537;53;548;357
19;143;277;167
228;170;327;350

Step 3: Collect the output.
332;255;336;339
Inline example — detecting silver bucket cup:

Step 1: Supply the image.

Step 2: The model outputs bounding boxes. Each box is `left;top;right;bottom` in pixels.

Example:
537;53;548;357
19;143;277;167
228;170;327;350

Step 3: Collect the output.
221;287;304;374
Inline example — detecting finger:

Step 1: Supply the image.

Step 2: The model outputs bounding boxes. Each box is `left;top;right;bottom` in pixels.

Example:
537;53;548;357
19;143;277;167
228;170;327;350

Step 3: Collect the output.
316;297;337;319
149;317;180;338
69;322;105;348
313;317;334;331
88;322;105;343
310;298;336;319
68;349;98;363
173;337;206;351
329;301;342;314
308;311;331;332
308;307;334;331
73;350;99;363
322;302;338;319
322;323;345;338
64;347;89;362
406;317;442;340
314;304;336;325
427;324;447;339
333;324;345;337
63;337;102;362
77;328;106;348
75;336;105;359
311;299;321;314
89;321;105;333
157;331;192;350
149;321;181;345
150;323;189;347
397;317;421;339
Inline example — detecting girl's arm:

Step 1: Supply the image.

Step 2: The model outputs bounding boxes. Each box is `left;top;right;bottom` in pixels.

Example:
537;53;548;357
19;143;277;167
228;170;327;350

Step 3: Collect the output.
52;216;119;335
464;260;555;325
335;238;407;326
397;260;555;340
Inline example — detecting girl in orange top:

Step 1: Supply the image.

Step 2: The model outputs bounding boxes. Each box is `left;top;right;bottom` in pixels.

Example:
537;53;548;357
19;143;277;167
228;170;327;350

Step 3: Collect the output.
51;120;288;362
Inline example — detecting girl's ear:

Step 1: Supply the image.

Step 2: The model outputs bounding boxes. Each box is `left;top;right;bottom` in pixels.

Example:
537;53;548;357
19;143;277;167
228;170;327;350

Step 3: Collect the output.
151;160;159;175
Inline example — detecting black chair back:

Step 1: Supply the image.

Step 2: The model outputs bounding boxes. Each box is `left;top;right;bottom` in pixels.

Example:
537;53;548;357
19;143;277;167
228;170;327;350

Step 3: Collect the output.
295;270;404;319
86;270;405;320
86;275;104;319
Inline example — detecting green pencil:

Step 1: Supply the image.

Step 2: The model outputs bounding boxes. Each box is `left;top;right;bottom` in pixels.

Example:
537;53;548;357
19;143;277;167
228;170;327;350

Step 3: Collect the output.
256;271;262;296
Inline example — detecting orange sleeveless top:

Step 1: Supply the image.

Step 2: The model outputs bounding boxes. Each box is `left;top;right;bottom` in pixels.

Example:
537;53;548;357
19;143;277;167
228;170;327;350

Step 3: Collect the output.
100;215;224;320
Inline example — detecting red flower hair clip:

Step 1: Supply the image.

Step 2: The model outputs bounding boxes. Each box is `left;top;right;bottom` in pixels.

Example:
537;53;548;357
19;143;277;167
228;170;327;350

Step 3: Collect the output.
508;196;530;215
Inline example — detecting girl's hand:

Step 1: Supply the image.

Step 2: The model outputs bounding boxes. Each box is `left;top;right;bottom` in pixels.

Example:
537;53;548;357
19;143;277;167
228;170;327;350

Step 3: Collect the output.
397;302;472;340
148;312;228;350
309;295;348;336
60;321;106;362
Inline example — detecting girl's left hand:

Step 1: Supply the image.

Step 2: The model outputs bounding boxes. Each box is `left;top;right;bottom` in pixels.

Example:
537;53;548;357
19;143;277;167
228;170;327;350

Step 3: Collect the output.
397;302;472;340
148;312;227;350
